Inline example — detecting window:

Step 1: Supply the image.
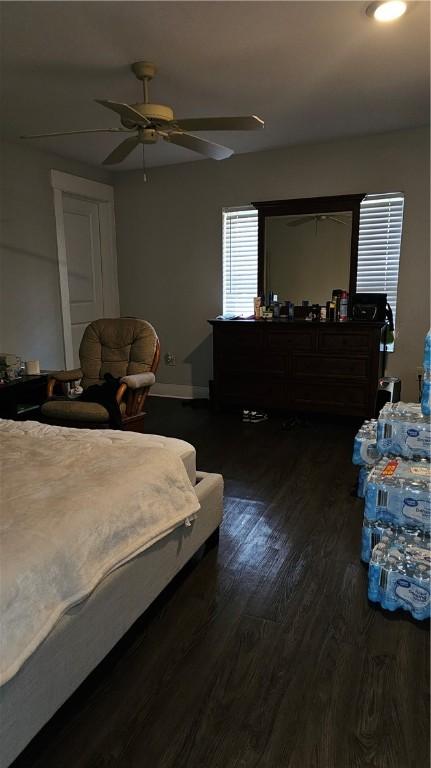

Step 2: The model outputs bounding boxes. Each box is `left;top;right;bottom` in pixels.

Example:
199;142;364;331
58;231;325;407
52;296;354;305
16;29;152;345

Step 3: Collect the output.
357;193;404;328
222;194;404;327
222;207;258;316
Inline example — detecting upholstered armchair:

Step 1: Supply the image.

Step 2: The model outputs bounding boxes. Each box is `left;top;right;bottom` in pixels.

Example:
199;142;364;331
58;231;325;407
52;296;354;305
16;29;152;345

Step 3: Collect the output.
41;318;160;431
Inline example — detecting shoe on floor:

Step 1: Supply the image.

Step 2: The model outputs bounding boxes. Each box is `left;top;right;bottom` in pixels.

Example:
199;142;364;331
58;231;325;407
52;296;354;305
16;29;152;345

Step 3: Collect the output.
250;411;268;423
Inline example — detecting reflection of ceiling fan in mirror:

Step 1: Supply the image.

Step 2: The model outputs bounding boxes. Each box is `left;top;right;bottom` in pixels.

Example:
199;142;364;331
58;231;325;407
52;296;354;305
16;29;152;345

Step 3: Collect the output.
286;214;349;227
20;61;265;176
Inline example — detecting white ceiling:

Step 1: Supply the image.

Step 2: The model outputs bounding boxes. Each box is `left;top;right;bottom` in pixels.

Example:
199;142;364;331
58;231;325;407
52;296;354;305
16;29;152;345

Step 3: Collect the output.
1;1;429;170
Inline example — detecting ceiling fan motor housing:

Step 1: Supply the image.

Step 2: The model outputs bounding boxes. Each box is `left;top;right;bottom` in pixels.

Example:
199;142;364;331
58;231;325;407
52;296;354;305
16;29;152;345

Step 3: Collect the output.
120;103;174;129
141;128;158;144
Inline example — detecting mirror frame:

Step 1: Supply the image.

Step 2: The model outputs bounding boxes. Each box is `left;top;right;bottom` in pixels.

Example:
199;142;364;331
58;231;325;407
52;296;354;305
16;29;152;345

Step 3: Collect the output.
252;193;366;299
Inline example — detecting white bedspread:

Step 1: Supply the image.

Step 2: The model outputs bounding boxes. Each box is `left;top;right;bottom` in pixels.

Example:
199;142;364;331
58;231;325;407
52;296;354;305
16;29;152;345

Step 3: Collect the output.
0;420;200;686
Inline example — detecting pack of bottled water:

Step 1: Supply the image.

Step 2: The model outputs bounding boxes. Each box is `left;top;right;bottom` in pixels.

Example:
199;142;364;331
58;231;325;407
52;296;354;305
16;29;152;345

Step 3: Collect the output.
364;457;430;532
361;517;425;562
367;537;430;620
352;420;380;466
422;330;431;417
377;401;431;460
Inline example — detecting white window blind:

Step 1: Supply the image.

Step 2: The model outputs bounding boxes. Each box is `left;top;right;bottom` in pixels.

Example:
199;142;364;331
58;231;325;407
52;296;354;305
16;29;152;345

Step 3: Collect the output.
357;193;404;326
223;207;258;316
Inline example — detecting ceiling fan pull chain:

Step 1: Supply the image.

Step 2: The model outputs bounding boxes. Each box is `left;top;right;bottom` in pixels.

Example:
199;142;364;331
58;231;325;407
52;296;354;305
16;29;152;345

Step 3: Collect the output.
142;141;148;183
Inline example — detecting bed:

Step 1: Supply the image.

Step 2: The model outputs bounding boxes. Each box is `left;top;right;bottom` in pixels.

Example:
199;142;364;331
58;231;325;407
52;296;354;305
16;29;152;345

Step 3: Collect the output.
0;419;223;767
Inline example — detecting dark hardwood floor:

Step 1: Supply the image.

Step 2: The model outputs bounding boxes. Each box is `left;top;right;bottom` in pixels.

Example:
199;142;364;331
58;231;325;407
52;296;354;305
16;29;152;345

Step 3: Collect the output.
12;399;430;768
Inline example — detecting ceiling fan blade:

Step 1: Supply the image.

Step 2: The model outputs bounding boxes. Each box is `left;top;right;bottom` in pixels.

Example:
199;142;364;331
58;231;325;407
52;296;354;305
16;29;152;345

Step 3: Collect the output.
285;217;310;227
20;128;131;139
95;100;149;126
165;132;233;160
329;216;348;225
172;115;264;132
102;135;140;165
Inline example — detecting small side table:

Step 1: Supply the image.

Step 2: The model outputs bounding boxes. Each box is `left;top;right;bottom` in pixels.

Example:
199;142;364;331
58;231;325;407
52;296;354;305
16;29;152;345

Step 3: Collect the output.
0;375;48;420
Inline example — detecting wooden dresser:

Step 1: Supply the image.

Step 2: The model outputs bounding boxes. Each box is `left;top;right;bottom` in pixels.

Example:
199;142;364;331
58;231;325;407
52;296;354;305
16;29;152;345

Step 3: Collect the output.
209;320;385;418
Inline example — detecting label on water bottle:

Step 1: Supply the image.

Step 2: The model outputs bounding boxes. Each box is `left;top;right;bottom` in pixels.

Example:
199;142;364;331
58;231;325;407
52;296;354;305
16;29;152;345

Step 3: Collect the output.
402;497;431;526
394;577;430;611
405;428;431;454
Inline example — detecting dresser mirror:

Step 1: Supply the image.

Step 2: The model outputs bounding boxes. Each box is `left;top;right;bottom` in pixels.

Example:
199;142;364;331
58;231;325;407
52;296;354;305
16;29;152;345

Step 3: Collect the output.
253;194;365;302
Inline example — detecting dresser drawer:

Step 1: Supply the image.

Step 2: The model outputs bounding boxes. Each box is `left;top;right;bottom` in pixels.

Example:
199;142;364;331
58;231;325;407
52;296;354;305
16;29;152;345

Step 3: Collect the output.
291;379;368;413
318;329;371;355
213;326;263;351
215;350;263;373
266;329;315;353
292;353;368;379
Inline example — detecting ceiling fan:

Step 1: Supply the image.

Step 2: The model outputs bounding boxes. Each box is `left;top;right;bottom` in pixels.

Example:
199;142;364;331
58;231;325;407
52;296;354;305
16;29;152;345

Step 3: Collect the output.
21;61;264;174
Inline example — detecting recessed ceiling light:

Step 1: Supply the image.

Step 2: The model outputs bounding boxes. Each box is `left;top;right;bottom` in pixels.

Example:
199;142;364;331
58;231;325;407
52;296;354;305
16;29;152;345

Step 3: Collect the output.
366;1;408;22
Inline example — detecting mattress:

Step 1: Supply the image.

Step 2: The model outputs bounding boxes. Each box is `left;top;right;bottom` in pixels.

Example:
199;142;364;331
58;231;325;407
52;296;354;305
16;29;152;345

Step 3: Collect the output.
0;419;197;485
0;420;199;686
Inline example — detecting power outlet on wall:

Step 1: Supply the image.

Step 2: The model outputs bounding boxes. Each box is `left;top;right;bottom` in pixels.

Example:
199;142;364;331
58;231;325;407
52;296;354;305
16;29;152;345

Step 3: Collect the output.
165;353;176;366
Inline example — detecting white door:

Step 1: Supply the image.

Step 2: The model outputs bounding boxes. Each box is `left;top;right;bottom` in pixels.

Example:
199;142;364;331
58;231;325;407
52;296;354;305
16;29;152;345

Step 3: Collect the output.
51;171;120;370
63;195;104;366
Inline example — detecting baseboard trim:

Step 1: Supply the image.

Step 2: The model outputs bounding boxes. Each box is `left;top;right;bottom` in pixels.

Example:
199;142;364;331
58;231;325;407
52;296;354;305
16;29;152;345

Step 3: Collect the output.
150;383;209;400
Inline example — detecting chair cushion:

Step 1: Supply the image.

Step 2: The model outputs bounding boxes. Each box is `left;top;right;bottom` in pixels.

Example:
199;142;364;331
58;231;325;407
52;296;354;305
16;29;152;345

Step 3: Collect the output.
41;400;126;423
80;318;157;389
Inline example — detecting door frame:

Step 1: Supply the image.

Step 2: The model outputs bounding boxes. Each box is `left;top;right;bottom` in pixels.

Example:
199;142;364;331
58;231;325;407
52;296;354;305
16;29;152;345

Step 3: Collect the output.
51;170;120;368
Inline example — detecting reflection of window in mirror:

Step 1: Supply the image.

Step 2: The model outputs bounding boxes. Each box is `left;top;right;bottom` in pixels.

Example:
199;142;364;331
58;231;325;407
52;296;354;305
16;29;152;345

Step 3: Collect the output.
265;212;352;305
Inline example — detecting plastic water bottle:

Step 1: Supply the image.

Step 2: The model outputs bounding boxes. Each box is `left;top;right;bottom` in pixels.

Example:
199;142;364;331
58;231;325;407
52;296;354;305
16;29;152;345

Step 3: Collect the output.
422;370;431;417
411;564;430;621
353;421;380;466
357;466;369;498
361;518;375;562
380;556;399;611
423;329;431;371
368;550;385;602
395;535;408;551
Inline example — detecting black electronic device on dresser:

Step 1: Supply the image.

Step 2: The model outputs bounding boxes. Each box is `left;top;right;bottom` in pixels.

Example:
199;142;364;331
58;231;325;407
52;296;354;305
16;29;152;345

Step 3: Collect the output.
0;375;48;420
350;293;387;322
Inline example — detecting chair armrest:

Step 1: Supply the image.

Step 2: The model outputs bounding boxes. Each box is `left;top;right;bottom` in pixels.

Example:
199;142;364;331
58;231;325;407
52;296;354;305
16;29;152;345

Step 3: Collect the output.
50;368;83;382
120;373;156;390
47;369;83;398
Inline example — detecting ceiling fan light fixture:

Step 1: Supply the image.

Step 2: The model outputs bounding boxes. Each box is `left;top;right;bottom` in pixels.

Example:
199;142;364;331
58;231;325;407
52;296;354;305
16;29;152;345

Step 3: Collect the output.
366;0;407;22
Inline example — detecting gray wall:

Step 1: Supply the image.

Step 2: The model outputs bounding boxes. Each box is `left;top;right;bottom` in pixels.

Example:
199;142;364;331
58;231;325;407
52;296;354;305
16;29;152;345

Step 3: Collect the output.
114;126;430;402
0;140;111;369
